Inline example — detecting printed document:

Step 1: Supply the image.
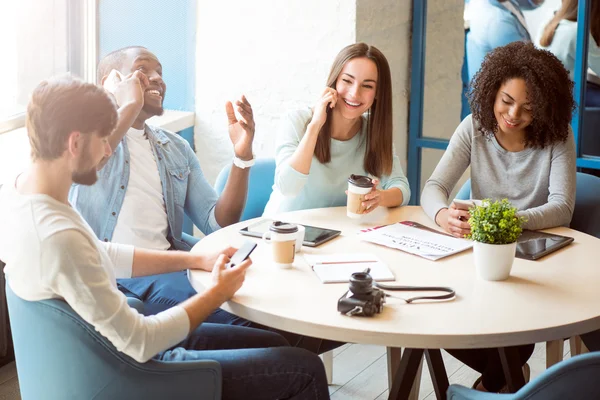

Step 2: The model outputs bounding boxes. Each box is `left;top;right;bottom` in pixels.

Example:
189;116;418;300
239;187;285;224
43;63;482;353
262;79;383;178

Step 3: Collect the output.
358;221;473;261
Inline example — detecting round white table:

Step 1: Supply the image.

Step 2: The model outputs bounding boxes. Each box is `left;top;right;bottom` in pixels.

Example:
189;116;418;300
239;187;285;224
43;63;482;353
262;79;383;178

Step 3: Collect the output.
189;206;600;399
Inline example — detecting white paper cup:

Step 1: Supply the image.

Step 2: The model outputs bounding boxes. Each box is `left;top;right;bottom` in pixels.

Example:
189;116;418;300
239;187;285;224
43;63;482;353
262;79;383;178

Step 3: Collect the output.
347;176;373;219
261;222;299;268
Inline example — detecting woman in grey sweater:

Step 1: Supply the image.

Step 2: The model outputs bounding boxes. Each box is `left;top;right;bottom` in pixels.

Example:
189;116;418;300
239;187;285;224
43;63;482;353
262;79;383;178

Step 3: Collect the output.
422;41;577;392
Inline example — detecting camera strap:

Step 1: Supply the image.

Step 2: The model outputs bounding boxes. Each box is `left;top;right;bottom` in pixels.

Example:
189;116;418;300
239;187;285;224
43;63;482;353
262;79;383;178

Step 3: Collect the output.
373;282;455;304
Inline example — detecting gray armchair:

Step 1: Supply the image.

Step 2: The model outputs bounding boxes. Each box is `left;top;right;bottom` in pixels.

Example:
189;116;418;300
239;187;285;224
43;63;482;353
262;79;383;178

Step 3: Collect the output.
6;284;221;400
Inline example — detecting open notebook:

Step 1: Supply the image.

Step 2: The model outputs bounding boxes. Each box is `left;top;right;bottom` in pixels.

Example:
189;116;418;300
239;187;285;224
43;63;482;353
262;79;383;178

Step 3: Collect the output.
303;253;395;284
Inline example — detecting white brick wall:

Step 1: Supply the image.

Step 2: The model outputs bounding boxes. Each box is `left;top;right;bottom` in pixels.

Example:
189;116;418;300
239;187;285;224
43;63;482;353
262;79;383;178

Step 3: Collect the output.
194;0;356;184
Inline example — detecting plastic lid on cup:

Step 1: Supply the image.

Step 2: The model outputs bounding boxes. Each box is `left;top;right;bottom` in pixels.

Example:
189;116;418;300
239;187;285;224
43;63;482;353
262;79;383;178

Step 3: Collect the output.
270;221;298;234
348;174;373;188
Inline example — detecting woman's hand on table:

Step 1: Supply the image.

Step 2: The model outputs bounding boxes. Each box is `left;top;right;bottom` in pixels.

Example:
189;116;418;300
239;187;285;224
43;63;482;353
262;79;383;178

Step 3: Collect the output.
436;204;471;238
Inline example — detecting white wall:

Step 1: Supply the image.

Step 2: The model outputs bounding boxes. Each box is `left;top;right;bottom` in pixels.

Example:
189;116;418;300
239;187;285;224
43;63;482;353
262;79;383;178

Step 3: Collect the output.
195;0;356;184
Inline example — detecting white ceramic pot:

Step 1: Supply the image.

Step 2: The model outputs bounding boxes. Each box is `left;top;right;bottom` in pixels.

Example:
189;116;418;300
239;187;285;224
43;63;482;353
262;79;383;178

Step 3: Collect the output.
473;241;517;281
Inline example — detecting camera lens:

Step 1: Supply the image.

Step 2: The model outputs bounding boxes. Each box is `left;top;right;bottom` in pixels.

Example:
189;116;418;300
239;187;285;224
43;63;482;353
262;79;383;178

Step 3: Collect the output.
349;272;373;295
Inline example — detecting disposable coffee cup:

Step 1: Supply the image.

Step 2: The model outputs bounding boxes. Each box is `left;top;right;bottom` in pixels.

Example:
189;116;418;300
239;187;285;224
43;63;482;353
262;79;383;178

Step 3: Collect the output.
295;225;306;253
347;174;373;218
262;221;299;268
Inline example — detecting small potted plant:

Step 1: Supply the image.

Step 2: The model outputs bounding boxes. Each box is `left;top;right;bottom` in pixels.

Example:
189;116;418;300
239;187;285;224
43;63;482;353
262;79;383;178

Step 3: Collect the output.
466;199;526;281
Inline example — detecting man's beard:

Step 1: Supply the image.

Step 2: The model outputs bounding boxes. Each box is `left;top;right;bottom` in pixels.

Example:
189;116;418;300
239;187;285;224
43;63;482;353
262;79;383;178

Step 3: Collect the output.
72;167;98;186
143;102;164;117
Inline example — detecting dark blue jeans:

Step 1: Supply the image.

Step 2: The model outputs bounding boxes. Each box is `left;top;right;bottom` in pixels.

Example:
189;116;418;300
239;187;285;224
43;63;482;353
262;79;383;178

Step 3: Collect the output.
447;344;534;392
155;322;329;400
581;329;600;352
118;270;343;354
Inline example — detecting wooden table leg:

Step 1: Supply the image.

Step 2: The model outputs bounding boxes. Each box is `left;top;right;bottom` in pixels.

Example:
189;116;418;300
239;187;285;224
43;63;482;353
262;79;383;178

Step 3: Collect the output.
388;348;424;400
387;347;402;390
498;347;526;393
425;349;449;400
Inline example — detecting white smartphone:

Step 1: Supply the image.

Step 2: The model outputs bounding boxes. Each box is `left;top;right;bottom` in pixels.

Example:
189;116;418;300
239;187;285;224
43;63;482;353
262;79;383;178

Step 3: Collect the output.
452;199;475;210
103;69;124;94
452;199;483;210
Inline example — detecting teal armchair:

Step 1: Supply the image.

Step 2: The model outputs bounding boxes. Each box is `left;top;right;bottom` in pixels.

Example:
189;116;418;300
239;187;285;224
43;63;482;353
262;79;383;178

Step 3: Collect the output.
214;158;276;220
447;352;600;399
6;284;221;400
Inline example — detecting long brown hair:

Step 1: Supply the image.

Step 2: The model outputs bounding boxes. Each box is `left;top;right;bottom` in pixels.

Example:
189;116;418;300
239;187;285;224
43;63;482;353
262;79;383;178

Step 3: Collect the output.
315;43;393;177
539;0;600;47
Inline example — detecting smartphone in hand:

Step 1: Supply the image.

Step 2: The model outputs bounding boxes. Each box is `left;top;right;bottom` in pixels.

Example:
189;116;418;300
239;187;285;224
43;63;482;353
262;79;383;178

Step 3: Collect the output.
103;69;124;94
452;199;475;210
227;241;257;268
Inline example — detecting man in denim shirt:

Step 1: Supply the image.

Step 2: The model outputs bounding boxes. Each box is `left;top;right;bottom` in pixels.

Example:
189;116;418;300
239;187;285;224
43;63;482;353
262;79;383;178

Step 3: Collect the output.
461;0;543;119
70;46;256;316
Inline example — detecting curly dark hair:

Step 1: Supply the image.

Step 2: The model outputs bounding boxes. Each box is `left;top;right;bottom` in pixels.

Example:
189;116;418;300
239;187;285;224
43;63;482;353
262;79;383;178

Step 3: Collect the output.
467;41;576;148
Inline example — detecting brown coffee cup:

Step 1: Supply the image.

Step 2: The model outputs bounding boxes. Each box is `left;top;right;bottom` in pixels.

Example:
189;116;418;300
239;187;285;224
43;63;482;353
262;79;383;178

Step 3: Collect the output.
262;221;298;268
347;174;373;218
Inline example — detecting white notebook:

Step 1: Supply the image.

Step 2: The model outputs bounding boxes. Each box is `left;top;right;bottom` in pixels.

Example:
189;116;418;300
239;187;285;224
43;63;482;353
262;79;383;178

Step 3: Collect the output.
303;253;395;284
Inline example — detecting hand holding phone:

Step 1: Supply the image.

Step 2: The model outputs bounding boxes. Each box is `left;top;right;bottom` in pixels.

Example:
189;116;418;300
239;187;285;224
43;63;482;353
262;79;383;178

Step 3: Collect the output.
227;241;257;268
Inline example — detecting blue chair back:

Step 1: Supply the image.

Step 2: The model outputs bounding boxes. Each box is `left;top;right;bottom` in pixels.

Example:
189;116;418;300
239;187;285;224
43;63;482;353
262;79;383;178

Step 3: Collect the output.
570;172;600;238
6;284;221;400
454;173;600;238
455;180;471;201
582;107;600;157
447;352;600;399
214;158;276;221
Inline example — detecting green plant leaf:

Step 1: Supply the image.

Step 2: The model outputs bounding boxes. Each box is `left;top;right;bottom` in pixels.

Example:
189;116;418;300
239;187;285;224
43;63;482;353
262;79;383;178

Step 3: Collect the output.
466;199;527;244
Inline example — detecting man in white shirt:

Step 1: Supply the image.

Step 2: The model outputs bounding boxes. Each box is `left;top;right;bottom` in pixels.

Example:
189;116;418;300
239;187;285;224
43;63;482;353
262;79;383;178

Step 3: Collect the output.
69;46;258;317
0;76;329;399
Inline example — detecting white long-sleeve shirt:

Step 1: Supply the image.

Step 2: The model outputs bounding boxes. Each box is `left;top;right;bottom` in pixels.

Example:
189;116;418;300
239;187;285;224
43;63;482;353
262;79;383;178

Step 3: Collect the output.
0;179;190;363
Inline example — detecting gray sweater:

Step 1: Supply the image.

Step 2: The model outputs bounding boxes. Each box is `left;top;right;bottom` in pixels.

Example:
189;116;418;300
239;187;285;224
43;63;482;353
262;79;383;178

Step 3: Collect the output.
421;115;576;230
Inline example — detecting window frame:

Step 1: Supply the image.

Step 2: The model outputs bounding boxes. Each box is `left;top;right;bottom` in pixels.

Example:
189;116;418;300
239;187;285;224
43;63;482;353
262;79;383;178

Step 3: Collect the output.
0;0;98;135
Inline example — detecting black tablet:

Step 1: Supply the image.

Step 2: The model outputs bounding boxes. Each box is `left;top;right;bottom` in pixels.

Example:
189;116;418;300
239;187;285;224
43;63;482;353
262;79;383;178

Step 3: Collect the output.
239;219;341;247
516;230;574;260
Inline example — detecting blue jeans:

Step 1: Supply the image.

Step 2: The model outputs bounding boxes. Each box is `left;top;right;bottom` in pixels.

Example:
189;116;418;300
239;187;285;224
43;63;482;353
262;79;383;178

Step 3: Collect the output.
155;323;329;400
118;271;344;355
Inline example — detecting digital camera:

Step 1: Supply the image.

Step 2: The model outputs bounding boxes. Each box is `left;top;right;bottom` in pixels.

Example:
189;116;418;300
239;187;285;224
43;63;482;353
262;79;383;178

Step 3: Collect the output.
337;271;385;317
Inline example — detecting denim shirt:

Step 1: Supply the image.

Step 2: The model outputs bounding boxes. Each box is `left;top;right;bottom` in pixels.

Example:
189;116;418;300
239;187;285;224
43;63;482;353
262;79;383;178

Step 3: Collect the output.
69;125;220;251
466;0;535;81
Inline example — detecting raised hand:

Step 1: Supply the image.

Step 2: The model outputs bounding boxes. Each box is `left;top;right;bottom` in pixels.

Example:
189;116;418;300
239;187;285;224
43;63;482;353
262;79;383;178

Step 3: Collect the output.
311;87;338;129
226;95;255;160
111;71;149;111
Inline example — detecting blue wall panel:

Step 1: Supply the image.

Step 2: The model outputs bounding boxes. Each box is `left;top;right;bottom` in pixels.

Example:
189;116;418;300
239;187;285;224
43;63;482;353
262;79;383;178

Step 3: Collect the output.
99;0;196;111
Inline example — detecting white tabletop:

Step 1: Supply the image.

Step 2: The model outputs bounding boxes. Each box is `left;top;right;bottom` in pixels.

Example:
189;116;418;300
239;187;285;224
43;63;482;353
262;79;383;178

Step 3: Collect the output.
189;206;600;349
